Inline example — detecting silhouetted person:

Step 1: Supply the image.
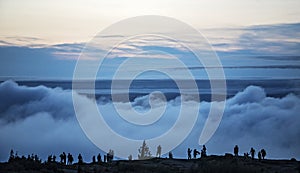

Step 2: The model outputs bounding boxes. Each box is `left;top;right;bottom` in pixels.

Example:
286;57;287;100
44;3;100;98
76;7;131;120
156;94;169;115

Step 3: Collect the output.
67;153;71;165
70;154;74;165
63;152;67;164
201;145;207;158
128;154;132;161
107;153;110;162
244;152;249;158
104;155;107;163
97;153;102;163
250;148;255;159
78;154;83;164
34;155;39;162
68;153;74;165
92;156;96;164
156;145;162;158
60;153;64;163
234;145;239;156
169;152;173;159
193;149;200;159
53;155;56;162
261;149;266;160
47;155;52;163
258;151;262;161
187;148;192;160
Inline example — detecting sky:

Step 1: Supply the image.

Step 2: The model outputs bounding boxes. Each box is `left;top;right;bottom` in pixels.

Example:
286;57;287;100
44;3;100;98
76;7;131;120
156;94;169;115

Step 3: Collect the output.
0;0;300;80
0;0;300;162
1;0;300;44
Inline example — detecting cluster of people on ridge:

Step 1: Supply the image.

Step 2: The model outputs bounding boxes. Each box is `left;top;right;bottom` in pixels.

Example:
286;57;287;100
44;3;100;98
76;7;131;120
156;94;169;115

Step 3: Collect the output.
8;145;267;164
8;149;115;165
187;145;207;159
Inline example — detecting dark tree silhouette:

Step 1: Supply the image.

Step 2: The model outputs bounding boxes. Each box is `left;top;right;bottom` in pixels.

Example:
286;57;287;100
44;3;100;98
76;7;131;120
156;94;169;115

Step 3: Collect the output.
107;149;114;162
138;140;151;160
9;149;14;162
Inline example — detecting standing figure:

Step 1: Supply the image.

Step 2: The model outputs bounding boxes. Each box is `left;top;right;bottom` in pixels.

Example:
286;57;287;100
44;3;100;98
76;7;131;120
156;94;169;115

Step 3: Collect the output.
67;153;71;165
128;154;132;161
92;156;96;164
60;153;64;163
104;155;107;163
168;152;173;159
261;149;266;160
234;145;239;156
201;145;207;158
47;155;52;163
97;153;102;163
250;148;255;160
156;145;162;158
258;151;262;161
78;154;83;164
63;152;67;165
187;148;192;160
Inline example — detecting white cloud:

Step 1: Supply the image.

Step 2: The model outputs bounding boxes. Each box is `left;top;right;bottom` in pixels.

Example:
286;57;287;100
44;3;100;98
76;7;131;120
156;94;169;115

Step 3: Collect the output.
0;81;299;161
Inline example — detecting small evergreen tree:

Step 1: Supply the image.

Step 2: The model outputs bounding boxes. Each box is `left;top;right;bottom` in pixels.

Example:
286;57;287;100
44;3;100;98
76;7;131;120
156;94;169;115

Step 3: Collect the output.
138;140;152;160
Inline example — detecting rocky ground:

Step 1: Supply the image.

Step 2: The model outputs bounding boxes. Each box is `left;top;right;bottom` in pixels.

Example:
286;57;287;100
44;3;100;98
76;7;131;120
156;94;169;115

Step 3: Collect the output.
0;155;299;173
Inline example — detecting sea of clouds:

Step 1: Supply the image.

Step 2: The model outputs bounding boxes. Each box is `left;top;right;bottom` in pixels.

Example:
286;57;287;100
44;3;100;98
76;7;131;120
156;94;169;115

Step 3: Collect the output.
0;80;299;162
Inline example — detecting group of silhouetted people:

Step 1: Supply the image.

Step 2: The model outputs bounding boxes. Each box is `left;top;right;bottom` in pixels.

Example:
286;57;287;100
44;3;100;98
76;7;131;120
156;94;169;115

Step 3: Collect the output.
186;145;267;161
187;145;207;159
47;152;75;165
230;145;267;161
8;149;116;165
9;149;41;163
246;147;266;160
8;145;268;164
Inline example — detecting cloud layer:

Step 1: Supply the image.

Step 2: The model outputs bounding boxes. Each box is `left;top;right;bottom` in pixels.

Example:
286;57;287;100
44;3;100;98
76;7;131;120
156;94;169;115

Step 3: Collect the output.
0;80;299;162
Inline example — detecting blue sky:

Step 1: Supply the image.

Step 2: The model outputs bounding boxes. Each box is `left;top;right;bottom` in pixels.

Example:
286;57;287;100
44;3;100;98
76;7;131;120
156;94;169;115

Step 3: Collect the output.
0;0;300;80
0;23;299;80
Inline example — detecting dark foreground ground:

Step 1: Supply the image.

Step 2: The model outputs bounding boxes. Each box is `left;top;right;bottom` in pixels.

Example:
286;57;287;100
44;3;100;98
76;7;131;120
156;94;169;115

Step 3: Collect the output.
1;155;299;173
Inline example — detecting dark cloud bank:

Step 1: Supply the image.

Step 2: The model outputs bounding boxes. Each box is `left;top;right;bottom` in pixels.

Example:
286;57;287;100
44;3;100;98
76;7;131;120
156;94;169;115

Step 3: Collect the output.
0;80;299;161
